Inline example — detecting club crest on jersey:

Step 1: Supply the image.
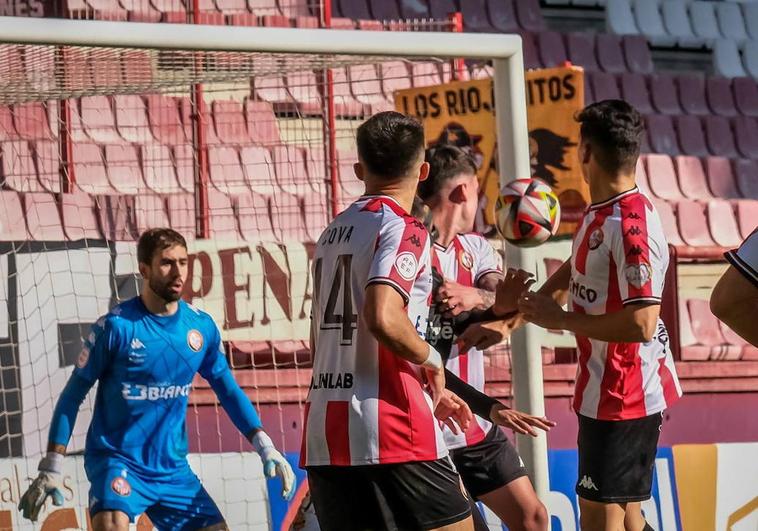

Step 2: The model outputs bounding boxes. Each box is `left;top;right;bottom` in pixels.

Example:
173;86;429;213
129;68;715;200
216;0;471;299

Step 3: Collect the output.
588;228;604;250
394;252;418;281
187;329;204;352
111;477;131;497
459;251;474;270
624;262;652;288
76;348;90;368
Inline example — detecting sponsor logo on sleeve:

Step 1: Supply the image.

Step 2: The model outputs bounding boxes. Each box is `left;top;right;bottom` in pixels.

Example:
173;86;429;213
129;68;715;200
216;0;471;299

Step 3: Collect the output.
111;476;131;497
459;251;474;270
187;329;204;352
76;348;90;368
624;263;652;289
588;228;604;250
394;252;418;281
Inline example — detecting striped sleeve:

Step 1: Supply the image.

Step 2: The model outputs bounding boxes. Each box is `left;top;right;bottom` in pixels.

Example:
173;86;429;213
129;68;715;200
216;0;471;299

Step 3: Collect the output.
471;235;503;285
725;229;758;288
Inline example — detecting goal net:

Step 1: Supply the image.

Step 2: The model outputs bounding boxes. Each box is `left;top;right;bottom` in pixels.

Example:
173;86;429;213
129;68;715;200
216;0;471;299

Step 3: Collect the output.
0;17;534;529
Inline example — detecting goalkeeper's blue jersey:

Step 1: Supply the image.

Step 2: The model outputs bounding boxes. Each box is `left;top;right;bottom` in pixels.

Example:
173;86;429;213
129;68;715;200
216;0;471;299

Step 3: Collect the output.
74;296;229;477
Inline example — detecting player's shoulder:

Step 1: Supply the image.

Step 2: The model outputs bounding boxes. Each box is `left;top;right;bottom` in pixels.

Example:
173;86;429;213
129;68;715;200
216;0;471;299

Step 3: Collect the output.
458;231;491;249
179;300;219;332
99;297;141;327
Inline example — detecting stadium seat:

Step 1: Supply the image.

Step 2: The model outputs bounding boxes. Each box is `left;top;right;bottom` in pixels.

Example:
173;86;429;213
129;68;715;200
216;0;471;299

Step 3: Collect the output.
399;0;429;18
329;17;355;29
166;194;196;238
135;193;170;234
719;321;758;360
736;200;758;238
689;1;721;47
662;0;703;48
1;140;43;192
619;73;652;114
606;0;638;36
635;156;653;197
141;144;183;194
244;99;280;145
634;0;676;47
357;19;384;30
675;155;712;199
707;199;742;248
733;77;758;116
650;197;685;246
285;71;322;115
97;194;139;241
716;3;749;45
706;77;738;117
677;200;717;247
674;115;709;157
215;0;246;13
120;51;153;89
732;116;758;159
744;3;758;41
13;102;53;140
271;190;307;241
337;149;364;199
172;144;196;193
145;94;186;145
686;299;742;360
410;62;442;88
114;95;154;144
623;36;654;74
514;0;545;32
677;298;706;361
519;31;542;70
705;156;741;199
713;40;747;79
380;61;411;101
303;191;329;242
650;74;681;115
584;78;595;105
105;144;142;194
293;16;318;28
23;192;65;241
595;34;626;74
303;147;327;193
65;103;91;143
34;140;61;193
459;0;494;32
566;33;599;73
0;191;27;240
645;114;679;156
489;0;519;33
589;72;621;101
208;189;240;240
212;100;251;145
61;192;102;240
537;31;568;68
178;97;218;145
743;42;758;80
336;0;371;21
734;158;758;198
261;14;291;27
677;75;709;115
349;64;390;111
149;0;185;14
72;143;112;194
208;146;248;195
237;190;276;241
228;12;259;26
253;75;293;112
0;106;15;141
240;145;277;195
330;68;366;117
272;145;309;194
703;115;737;157
645;153;683;200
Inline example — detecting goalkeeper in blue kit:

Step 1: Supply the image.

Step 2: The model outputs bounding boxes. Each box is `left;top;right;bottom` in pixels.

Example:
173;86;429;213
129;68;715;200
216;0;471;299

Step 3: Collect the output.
19;228;295;530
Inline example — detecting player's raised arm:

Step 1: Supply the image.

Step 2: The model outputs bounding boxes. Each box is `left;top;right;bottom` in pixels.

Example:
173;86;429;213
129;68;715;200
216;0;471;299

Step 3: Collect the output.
19;316;113;522
199;325;295;500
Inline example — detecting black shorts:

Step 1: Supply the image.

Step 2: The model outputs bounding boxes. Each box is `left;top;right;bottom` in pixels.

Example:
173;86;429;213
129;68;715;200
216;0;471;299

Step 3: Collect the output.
577;412;663;503
306;457;471;531
450;427;529;499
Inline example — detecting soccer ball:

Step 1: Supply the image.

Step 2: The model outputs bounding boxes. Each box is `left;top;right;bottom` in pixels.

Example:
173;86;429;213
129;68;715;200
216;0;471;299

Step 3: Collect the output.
495;178;560;247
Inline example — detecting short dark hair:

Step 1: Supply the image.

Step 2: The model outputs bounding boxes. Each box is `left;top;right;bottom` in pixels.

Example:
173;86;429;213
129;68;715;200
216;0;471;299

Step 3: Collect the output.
356;111;425;179
137;228;187;264
576;100;644;174
417;144;478;201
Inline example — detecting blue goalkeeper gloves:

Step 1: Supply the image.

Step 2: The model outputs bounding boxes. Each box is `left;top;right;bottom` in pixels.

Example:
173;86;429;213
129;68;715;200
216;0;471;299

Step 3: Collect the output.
252;431;296;501
18;452;65;522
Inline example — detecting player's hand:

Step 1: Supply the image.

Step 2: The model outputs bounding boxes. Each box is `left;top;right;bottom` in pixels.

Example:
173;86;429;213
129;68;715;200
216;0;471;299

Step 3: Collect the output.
19;454;65;522
493;268;536;317
436;279;485;316
489;403;556;437
252;431;296;501
518;291;567;330
424;365;446;410
434;390;473;435
456;317;518;353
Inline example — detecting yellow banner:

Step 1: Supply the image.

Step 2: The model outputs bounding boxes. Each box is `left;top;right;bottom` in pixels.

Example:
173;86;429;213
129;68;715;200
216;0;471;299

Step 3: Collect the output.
395;66;588;234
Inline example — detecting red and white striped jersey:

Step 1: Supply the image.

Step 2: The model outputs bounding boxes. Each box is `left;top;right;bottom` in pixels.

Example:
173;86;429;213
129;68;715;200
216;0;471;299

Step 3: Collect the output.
725;228;758;287
569;188;682;421
431;234;502;449
301;195;448;467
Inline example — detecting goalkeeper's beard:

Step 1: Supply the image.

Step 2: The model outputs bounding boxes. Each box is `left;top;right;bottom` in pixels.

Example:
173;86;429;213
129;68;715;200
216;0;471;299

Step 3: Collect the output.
149;277;183;303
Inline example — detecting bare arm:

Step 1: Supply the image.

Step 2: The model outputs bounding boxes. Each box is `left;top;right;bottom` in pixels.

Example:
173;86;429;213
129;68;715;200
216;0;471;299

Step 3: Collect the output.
436;271;501;316
537;258;571;306
710;266;758;346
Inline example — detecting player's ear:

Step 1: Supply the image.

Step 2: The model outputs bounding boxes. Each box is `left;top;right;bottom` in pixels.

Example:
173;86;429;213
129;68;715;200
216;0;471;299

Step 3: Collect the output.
417;161;430;182
353;162;364;182
580;140;591;165
137;261;147;278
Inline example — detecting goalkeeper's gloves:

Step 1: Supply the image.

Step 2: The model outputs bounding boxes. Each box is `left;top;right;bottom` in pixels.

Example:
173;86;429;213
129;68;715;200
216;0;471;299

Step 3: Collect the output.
252;430;296;501
18;452;65;522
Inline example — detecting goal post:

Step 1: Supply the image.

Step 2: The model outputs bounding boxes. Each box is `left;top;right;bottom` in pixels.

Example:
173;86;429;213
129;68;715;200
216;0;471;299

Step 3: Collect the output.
0;15;549;501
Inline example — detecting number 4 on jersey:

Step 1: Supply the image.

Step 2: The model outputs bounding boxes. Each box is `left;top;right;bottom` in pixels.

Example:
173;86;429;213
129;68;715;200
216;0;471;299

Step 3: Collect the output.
316;255;358;345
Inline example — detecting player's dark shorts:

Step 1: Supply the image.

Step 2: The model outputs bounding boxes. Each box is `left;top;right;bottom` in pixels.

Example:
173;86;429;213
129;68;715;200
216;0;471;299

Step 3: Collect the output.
306;457;472;530
450;426;529;499
577;412;663;503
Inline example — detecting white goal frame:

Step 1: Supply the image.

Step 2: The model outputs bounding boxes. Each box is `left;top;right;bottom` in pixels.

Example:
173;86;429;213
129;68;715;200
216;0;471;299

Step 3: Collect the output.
0;15;550;498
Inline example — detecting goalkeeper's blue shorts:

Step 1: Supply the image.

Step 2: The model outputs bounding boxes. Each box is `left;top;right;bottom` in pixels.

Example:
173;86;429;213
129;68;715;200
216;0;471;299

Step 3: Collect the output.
85;457;224;530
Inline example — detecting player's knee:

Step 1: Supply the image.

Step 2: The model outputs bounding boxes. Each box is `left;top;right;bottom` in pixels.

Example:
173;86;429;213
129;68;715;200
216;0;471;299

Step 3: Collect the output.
521;501;549;531
91;514;129;531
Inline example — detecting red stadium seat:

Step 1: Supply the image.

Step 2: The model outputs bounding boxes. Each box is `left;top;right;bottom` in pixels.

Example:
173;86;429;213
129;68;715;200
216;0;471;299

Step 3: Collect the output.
650;74;681;115
650;198;685;246
622;35;654;74
677;75;709;115
635;156;653;197
619;73;653;114
162;10;188;22
706;77;738;117
246;0;278;14
337;149;364;200
135;193;170;234
1;140;43;192
0;106;16;140
411;62;442;88
707;200;742;247
208;189;240;239
381;61;411;101
114;95;154;144
645;115;679;156
675;155;712;199
589;72;620;101
34;140;61;193
23;192;65;241
244;99;280;145
284;71;322;115
73;143;112;194
349;64;390;111
645;154;683;200
215;0;245;13
705;156;741;199
208;146;248;195
537;31;568;68
686;299;742;360
238;191;276;241
674;115;708;157
293;16;318;28
566;33;598;72
212;100;251;145
105;144;142;194
596;34;626;74
357;19;384;30
145;94;186;145
304;147;327;192
734;158;758;199
228;12;259;25
124;1;163;21
61;192;102;240
303;191;329;242
329;17;355;29
97;195;139;241
240;145;277;195
0;191;28;240
676;200;716;247
13;102;53;140
514;0;545;31
735;200;758;238
261;14;291;27
703;115;737;157
330;68;366;117
149;0;184;13
178;97;217;145
172;144;197;193
141;144;183;194
272;145;309;194
166;194;196;238
489;0;519;33
271;190;306;241
732;116;758;159
733;77;758;117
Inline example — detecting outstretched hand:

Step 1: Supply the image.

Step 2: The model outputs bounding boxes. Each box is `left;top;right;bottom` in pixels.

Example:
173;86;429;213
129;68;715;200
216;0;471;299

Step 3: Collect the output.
434;390;473;435
493;268;536;317
489;403;556;437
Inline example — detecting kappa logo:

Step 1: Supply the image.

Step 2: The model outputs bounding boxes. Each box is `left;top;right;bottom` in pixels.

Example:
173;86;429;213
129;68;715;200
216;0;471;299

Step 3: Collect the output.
130;338;145;350
578;475;599;491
